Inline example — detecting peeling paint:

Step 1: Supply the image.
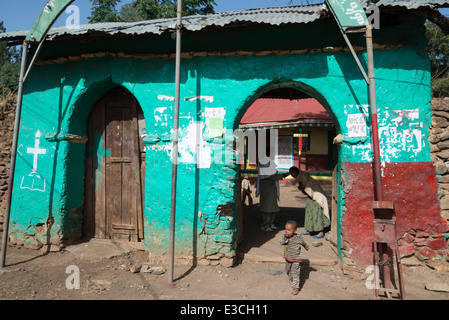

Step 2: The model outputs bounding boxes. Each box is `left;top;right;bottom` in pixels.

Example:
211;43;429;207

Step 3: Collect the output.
7;16;443;267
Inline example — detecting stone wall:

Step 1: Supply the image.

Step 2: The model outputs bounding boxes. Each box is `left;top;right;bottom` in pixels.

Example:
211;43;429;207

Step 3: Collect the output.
0;100;15;232
430;97;449;223
401;97;449;267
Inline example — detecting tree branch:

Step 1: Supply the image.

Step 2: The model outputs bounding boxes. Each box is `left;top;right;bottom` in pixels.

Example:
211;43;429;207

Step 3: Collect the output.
428;9;449;35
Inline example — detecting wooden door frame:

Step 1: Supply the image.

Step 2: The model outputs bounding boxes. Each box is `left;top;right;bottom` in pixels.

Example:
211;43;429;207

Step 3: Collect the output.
83;86;145;241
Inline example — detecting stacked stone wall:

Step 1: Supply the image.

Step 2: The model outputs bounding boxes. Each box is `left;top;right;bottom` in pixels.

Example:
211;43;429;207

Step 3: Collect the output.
0;99;15;232
403;97;449;267
430;98;449;224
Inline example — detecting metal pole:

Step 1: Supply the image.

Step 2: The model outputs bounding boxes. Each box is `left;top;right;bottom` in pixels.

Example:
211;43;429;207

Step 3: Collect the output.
23;37;46;82
340;30;369;85
366;24;390;291
0;40;29;268
168;0;183;286
366;24;383;202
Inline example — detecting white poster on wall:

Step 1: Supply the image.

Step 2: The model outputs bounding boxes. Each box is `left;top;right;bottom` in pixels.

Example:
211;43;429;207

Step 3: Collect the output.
204;107;225;139
347;113;367;137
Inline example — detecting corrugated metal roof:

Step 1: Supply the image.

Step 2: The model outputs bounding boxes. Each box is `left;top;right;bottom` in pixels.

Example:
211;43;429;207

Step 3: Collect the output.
240;98;331;125
0;4;326;41
363;0;449;8
239;97;333;130
0;1;447;41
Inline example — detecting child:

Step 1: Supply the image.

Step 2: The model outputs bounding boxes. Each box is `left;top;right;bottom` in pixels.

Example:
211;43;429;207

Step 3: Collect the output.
280;220;309;295
241;173;253;206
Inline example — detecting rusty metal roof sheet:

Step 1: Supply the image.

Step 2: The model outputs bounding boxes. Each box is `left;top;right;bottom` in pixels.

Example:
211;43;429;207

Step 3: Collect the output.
0;4;325;41
365;0;449;8
0;1;447;41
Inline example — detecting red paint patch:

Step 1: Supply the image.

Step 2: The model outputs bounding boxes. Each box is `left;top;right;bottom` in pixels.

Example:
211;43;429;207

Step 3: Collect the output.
418;247;437;260
416;231;429;238
435;222;449;234
404;233;414;243
399;244;415;257
341;162;445;266
427;238;448;250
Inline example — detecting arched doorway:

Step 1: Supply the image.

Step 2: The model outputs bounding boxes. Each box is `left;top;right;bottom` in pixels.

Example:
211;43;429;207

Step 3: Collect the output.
235;86;338;258
83;86;146;242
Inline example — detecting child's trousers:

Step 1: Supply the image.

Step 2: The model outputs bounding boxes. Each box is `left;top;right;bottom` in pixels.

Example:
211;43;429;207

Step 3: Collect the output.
242;189;253;206
285;260;301;289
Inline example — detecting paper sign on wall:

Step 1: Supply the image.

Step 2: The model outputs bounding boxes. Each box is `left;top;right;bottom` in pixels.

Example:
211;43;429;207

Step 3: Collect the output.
208;117;224;139
205;107;225;118
347;113;367;137
205;107;225;139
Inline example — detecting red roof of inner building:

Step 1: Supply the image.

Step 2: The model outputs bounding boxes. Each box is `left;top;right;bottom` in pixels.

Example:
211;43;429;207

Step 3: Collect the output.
240;98;331;124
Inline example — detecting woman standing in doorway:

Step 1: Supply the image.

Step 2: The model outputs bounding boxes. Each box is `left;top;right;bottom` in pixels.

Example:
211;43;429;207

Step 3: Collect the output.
256;156;289;231
289;166;330;238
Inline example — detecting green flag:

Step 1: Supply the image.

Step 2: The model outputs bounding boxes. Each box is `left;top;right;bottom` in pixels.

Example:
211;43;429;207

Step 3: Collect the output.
325;0;368;31
26;0;75;42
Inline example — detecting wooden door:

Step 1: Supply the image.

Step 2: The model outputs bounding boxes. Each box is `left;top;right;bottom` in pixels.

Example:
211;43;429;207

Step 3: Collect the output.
84;87;145;242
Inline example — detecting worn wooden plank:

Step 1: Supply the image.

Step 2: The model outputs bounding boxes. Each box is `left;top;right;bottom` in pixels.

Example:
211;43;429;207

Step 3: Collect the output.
112;223;136;230
121;100;139;242
108;157;131;163
92;97;107;239
138;155;145;240
130;104;144;241
239;253;338;266
131;101;142;241
83;107;94;238
137;106;145;240
106;100;123;240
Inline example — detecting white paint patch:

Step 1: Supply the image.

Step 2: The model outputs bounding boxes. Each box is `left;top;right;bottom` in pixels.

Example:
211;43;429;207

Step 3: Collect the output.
20;130;47;192
380;109;423;161
154;107;168;127
157;95;174;101
178;122;212;168
185;96;214;103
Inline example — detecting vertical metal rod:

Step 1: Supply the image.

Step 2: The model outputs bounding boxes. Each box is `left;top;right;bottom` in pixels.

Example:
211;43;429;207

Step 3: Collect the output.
168;0;183;286
366;24;383;202
366;24;390;290
0;40;29;268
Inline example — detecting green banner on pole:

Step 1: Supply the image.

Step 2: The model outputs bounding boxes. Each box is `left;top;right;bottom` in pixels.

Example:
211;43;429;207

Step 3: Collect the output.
325;0;367;31
26;0;75;42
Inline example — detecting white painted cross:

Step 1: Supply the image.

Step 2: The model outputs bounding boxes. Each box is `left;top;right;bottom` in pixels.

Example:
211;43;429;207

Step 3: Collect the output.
27;130;47;172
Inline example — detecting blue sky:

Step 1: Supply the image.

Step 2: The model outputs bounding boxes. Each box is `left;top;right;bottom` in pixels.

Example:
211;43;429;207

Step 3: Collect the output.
0;0;312;32
0;0;447;32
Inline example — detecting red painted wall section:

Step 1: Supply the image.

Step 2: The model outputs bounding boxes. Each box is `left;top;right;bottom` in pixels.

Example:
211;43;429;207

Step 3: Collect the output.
341;161;448;267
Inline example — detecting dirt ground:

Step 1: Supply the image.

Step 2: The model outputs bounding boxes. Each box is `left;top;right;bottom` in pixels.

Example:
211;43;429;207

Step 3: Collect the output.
0;184;448;302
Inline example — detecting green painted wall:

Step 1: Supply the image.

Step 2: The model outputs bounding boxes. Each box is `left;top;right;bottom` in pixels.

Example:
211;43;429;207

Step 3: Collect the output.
8;15;433;261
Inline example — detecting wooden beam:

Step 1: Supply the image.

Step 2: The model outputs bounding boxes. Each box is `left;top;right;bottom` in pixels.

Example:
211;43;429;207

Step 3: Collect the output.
239;253;338;266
